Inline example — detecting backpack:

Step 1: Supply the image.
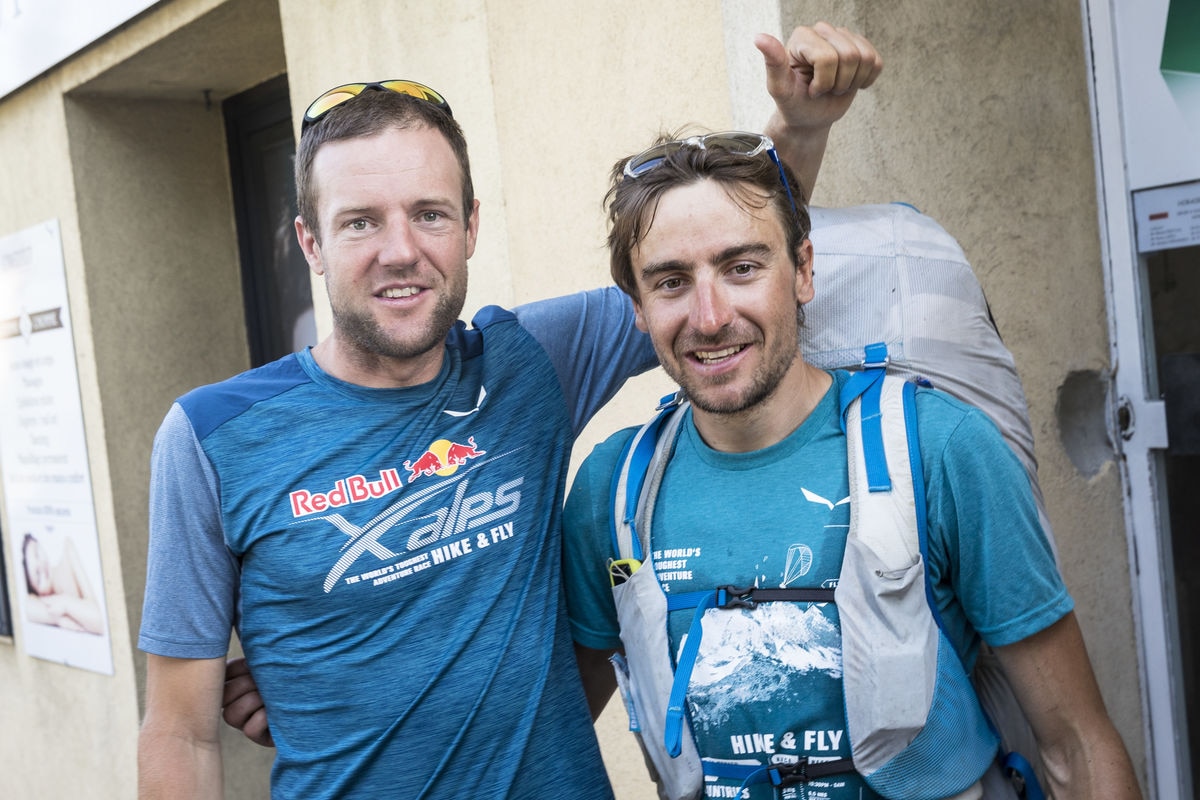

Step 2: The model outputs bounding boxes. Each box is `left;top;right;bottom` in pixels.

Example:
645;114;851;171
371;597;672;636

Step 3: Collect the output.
607;204;1051;799
802;204;1055;561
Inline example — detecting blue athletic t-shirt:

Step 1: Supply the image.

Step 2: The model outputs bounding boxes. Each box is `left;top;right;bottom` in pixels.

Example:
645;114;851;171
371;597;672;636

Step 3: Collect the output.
563;370;1072;799
139;288;656;799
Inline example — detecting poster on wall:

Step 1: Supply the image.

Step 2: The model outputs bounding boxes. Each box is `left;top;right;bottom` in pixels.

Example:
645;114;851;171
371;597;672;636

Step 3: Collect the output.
0;219;113;675
1115;0;1200;191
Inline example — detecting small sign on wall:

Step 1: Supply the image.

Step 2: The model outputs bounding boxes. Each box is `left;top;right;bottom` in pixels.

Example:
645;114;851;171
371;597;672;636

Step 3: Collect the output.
0;219;113;675
1133;180;1200;253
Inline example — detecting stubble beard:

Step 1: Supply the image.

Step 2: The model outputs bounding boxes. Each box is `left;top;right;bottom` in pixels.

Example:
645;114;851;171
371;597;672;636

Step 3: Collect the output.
333;281;467;363
665;325;799;416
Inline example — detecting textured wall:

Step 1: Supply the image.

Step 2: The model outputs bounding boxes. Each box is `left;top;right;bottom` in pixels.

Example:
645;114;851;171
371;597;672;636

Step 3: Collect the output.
777;0;1145;790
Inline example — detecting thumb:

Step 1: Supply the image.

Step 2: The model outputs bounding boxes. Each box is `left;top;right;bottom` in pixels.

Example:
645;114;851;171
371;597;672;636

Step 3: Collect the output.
754;33;793;100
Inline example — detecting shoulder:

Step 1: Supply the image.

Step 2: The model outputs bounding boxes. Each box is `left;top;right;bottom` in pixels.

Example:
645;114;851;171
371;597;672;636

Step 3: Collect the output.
574;426;640;493
176;354;309;441
912;383;1007;455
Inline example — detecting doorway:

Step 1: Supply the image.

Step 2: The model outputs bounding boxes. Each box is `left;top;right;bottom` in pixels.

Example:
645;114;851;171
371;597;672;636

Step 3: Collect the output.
1148;243;1200;786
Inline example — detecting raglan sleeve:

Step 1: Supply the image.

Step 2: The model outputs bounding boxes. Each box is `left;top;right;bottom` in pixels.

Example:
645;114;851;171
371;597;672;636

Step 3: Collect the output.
920;394;1073;651
514;287;659;437
562;431;633;652
138;402;241;659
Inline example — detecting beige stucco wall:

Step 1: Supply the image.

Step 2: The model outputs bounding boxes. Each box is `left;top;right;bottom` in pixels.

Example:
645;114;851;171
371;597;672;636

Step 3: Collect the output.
0;0;1144;797
780;0;1146;793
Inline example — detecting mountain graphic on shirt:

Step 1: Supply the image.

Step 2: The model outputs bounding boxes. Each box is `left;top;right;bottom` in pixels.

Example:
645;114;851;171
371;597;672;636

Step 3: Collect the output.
683;603;840;729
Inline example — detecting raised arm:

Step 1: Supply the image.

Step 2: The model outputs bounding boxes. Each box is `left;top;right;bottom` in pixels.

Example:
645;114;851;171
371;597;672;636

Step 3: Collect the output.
993;612;1142;799
139;654;227;799
756;23;883;198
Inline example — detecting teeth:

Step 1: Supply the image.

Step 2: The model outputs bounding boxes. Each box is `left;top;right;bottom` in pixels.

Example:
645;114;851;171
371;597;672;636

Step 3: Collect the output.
382;287;419;299
696;345;741;364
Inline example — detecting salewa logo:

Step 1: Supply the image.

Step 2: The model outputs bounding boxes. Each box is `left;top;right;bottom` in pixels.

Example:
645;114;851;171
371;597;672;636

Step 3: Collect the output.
800;487;850;510
443;385;487;417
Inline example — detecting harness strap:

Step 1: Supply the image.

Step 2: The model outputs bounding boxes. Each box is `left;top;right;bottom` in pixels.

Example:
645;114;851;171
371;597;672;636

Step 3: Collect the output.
703;755;857;788
839;341;891;491
611;391;686;562
1002;751;1046;800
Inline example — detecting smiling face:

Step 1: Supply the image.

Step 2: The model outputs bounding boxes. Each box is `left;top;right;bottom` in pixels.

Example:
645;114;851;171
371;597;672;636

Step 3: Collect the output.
297;124;479;387
631;179;816;430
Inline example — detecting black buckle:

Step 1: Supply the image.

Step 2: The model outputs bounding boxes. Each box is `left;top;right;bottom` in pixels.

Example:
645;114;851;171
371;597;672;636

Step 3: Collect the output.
717;585;757;609
770;757;810;787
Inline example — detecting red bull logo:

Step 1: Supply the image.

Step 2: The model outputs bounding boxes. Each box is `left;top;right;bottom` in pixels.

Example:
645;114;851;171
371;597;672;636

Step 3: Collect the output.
404;437;487;483
288;437;487;518
289;469;403;518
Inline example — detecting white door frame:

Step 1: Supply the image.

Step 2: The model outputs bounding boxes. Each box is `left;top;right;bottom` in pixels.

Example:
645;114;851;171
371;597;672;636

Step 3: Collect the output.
1082;2;1191;798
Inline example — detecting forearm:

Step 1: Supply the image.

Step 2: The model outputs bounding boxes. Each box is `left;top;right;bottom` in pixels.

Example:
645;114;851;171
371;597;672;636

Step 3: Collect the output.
138;724;223;799
1038;712;1140;799
764;111;831;203
63;596;104;635
139;654;227;799
994;614;1142;799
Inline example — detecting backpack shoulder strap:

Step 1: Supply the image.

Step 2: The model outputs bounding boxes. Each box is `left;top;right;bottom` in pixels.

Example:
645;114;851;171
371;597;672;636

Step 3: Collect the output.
844;346;1047;798
610;391;689;563
840;343;927;575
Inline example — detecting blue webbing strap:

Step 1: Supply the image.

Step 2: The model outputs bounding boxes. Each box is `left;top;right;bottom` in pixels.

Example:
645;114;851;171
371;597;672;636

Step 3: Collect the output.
1002;751;1046;800
702;756;856;790
662;586;837;758
609;392;683;561
664;591;718;756
898;367;1046;800
838;342;891;492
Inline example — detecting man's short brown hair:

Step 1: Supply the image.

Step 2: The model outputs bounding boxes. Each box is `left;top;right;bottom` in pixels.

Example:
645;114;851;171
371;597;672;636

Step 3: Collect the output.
605;133;810;300
295;88;474;242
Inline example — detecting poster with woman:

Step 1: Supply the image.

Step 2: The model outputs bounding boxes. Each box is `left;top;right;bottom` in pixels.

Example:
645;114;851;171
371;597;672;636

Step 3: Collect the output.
0;219;113;674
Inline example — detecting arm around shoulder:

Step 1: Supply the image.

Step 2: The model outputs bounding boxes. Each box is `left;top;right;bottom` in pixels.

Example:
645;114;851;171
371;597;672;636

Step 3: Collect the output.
139;654;228;800
993;612;1142;799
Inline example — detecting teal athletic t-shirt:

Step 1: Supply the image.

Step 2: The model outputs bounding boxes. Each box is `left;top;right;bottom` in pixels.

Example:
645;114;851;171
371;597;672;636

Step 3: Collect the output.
564;370;1072;800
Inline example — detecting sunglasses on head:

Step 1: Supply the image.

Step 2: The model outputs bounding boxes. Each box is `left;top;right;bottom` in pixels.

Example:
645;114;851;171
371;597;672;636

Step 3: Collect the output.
623;131;800;221
301;80;453;133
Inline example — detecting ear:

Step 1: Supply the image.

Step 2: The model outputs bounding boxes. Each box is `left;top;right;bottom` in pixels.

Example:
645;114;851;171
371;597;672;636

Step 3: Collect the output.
464;199;481;259
633;299;649;333
794;239;815;305
296;215;324;276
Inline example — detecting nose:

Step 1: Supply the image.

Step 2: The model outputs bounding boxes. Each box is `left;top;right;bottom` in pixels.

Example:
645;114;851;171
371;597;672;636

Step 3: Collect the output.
378;221;420;268
689;278;734;336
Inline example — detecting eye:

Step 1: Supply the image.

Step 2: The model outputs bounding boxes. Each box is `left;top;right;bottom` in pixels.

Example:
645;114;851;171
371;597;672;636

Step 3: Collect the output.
658;276;683;291
349;219;368;231
419;210;444;223
731;263;755;277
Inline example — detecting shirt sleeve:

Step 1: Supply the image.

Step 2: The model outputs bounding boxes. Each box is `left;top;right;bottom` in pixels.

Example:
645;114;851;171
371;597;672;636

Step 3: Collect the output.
918;390;1073;654
562;430;634;651
514;287;659;437
137;402;241;659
